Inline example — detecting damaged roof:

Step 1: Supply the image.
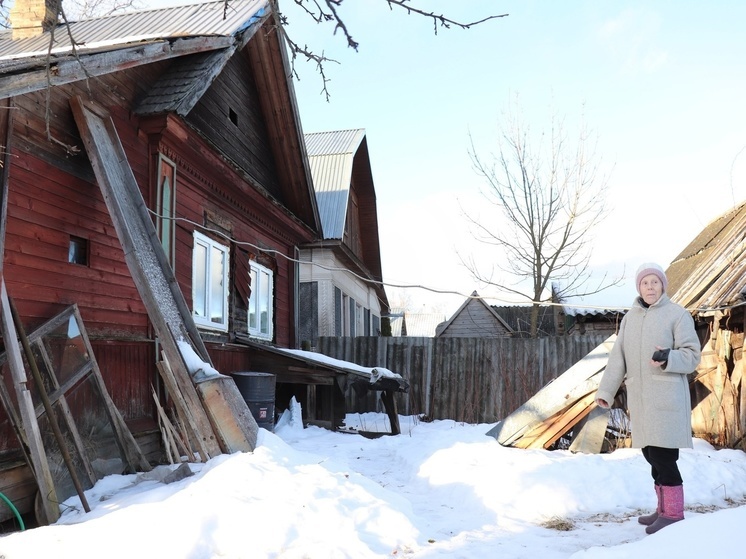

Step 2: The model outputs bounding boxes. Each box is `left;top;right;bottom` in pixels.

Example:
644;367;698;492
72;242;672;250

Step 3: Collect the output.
667;200;746;312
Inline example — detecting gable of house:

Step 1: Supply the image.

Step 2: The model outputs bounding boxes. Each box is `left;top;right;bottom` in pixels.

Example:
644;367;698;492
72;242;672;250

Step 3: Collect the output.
437;292;513;338
304;128;383;277
298;129;388;342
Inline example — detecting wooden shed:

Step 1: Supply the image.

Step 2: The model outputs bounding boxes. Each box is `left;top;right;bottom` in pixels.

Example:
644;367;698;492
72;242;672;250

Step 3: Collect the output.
667;200;746;450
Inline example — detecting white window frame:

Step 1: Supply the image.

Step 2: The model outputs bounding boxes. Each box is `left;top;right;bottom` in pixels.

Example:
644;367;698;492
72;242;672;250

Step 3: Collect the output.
192;231;229;331
249;260;274;340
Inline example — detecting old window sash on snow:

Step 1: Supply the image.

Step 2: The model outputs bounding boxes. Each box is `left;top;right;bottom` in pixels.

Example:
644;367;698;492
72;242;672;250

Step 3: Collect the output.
192;231;229;331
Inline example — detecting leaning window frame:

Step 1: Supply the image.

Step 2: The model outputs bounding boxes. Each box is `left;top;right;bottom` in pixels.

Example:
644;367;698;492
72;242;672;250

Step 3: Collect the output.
192;231;230;331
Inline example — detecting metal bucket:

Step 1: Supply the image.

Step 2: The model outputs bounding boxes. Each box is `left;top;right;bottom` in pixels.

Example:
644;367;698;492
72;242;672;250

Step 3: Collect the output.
232;372;276;432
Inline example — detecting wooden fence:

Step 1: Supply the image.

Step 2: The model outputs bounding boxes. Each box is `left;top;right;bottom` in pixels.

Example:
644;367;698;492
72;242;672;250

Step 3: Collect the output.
316;334;610;424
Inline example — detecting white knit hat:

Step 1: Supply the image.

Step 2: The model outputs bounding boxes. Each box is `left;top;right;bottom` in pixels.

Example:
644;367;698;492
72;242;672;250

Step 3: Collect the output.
635;262;667;294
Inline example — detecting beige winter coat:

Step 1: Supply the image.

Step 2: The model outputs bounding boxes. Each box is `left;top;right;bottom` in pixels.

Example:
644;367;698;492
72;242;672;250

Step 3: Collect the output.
595;293;701;449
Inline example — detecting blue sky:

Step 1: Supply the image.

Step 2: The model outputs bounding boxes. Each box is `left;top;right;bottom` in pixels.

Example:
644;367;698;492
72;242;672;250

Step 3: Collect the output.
144;1;746;316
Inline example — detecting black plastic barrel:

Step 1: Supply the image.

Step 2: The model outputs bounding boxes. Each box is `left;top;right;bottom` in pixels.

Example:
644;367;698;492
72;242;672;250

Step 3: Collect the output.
233;372;276;432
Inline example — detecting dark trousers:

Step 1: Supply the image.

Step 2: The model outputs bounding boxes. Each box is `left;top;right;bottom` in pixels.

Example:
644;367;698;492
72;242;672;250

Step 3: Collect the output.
641;446;682;486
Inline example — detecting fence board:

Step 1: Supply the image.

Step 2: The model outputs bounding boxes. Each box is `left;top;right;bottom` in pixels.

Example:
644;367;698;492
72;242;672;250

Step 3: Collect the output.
316;335;609;423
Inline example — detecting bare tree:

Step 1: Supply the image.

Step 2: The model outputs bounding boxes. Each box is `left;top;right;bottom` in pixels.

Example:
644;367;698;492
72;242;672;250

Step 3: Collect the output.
464;102;620;338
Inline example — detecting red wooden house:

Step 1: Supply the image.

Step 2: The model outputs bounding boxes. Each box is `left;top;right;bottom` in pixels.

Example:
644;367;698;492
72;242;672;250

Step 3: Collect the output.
0;0;337;522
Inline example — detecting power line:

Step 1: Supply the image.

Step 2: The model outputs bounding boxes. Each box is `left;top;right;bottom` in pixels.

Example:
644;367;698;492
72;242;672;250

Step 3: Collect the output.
148;209;745;314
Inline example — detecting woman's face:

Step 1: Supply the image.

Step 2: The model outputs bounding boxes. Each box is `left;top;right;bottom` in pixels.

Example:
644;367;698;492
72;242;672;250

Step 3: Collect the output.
639;274;664;305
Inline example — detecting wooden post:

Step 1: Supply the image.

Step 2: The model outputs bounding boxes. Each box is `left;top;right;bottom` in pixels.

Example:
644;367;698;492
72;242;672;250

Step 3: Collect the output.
0;281;59;524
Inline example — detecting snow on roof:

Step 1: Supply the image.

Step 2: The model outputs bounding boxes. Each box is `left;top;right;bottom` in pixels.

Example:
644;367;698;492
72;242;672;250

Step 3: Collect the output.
278;347;402;384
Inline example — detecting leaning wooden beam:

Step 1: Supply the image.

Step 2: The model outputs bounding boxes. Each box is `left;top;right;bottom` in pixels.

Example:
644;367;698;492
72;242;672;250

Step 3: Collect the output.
69;305;153;473
0;281;59;524
69;95;222;459
152;385;194;464
197;377;258;453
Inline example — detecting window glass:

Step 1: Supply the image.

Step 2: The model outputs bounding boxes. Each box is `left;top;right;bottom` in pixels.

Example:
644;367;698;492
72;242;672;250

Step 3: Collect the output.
248;261;273;340
156;156;177;265
209;246;225;323
192;232;228;330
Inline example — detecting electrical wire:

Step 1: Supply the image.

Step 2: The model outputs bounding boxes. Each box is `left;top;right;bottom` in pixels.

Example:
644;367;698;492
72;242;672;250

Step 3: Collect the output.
147;209;746;315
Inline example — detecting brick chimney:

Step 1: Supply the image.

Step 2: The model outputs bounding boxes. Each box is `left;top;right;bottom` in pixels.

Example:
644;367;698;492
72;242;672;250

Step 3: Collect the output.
9;0;61;40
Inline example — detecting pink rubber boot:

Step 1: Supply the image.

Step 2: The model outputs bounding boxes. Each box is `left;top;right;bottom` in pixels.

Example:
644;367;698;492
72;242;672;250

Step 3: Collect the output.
645;484;684;534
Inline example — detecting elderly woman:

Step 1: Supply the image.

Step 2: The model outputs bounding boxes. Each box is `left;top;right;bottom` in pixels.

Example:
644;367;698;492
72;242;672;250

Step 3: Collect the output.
595;262;701;535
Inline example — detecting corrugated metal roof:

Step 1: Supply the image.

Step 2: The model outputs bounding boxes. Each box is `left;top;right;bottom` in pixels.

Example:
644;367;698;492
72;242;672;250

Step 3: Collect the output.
0;0;268;60
305;128;365;157
304;129;366;240
564;307;624;317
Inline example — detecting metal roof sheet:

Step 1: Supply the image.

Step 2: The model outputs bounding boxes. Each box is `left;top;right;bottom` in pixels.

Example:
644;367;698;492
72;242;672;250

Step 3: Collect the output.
305;128;365;156
0;0;268;60
304;129;366;240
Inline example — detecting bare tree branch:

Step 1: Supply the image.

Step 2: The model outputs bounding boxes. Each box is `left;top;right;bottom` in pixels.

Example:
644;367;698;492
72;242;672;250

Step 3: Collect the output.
270;0;507;101
384;0;508;34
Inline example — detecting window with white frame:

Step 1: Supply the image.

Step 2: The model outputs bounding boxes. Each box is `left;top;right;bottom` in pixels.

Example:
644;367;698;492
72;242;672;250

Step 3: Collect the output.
192;231;229;330
249;260;273;340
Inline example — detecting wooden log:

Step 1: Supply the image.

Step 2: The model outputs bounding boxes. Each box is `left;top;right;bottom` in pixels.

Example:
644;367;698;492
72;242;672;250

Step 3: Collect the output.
380;389;401;435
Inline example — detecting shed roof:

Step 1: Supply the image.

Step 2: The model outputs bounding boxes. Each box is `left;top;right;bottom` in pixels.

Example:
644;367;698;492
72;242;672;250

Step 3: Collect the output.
491;303;556;337
667;200;746;312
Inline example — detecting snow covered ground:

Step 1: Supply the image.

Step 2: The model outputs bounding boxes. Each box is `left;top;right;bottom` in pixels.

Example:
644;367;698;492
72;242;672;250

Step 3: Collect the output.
0;410;744;558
